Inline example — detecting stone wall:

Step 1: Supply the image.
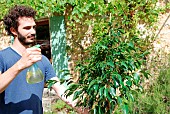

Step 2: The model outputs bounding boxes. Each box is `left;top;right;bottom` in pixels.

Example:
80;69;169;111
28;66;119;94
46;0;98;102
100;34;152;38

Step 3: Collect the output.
0;21;11;50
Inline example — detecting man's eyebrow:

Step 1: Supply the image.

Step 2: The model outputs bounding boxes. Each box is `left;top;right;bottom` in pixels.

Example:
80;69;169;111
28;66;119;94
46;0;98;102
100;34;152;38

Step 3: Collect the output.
23;25;36;29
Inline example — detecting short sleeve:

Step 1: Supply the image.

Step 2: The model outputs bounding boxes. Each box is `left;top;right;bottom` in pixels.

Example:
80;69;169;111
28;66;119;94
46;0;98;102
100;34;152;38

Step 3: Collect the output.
41;55;56;81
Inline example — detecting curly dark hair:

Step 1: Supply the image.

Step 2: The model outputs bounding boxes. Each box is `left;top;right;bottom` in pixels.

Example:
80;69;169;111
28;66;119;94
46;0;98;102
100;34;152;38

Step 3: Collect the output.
3;5;36;36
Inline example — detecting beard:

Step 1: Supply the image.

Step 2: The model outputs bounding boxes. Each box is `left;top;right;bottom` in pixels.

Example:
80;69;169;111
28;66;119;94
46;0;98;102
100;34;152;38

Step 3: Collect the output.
17;32;36;46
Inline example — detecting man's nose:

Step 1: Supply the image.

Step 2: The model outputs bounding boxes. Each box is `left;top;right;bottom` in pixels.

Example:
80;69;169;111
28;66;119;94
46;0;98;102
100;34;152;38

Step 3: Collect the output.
31;27;36;34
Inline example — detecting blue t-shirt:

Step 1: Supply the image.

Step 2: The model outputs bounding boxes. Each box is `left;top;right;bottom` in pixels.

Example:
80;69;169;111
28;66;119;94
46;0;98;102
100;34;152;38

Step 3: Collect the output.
0;47;56;114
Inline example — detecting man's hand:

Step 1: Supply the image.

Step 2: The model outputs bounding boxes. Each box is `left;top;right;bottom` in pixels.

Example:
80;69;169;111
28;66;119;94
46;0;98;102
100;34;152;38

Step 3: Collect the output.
16;47;42;71
51;79;90;114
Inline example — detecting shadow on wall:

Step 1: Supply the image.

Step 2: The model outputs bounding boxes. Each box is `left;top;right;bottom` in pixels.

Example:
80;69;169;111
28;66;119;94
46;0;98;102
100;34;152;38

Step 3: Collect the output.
50;16;69;80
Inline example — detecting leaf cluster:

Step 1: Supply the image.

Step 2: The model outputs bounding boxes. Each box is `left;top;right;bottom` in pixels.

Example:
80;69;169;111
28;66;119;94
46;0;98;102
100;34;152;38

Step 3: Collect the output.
65;23;150;113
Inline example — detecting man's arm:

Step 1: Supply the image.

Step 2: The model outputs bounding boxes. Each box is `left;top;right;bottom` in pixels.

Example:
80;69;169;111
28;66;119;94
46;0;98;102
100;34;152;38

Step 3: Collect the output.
0;48;41;93
0;62;22;93
51;77;89;114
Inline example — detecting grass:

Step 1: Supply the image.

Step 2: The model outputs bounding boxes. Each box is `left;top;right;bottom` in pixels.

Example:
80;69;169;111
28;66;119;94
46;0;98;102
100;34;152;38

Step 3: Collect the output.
115;56;170;114
44;99;77;114
129;71;170;114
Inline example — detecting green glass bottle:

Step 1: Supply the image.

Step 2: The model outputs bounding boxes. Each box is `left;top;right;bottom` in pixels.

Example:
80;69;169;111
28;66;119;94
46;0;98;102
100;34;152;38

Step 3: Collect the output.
26;45;44;84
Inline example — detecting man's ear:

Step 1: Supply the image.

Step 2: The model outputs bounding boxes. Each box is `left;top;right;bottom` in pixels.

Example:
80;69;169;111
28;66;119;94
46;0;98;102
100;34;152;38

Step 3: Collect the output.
10;27;17;36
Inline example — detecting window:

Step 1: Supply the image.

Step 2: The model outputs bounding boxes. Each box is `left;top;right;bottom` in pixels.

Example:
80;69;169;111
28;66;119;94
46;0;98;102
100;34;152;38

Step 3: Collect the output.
36;19;51;62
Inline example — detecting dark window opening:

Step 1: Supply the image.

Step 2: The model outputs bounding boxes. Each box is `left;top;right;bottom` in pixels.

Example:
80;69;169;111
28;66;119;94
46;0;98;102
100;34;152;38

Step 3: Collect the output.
36;19;51;62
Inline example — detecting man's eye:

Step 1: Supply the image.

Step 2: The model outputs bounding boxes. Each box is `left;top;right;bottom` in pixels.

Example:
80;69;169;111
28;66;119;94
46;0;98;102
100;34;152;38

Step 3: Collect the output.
33;26;36;29
24;27;31;30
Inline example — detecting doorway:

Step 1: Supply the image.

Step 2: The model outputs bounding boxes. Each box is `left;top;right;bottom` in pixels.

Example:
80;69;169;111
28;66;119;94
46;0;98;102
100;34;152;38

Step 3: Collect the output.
36;18;51;62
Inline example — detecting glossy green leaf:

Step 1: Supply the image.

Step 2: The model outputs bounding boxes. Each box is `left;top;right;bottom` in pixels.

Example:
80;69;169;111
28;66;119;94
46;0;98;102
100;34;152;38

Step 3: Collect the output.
113;78;119;88
93;85;99;91
104;88;108;97
117;74;123;86
121;61;128;70
133;72;140;85
99;86;104;98
88;80;97;90
46;80;57;89
83;97;87;106
122;104;129;114
141;51;150;57
73;89;83;100
129;93;134;102
126;80;132;87
94;106;97;114
98;106;102;114
107;61;114;67
109;87;116;96
117;96;122;105
68;83;79;90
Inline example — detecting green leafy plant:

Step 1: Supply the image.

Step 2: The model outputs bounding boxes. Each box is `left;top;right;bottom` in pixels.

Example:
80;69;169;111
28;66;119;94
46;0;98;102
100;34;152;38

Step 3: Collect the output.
65;23;150;113
115;55;170;114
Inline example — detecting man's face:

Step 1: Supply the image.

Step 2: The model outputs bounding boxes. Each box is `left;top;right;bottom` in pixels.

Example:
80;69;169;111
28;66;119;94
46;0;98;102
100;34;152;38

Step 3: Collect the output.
17;17;36;46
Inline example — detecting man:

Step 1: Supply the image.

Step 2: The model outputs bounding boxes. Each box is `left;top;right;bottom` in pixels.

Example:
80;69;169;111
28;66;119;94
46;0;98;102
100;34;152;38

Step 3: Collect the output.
0;5;87;114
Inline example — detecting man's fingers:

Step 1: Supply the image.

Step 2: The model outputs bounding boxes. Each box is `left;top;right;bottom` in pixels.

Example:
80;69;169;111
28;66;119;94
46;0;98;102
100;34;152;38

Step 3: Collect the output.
26;48;41;55
20;47;42;69
30;55;42;62
28;51;41;55
26;47;41;51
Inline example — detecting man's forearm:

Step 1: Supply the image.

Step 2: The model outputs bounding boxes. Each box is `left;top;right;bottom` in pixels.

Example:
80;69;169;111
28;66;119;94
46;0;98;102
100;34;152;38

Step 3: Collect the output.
0;62;22;93
52;82;89;114
52;82;76;107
